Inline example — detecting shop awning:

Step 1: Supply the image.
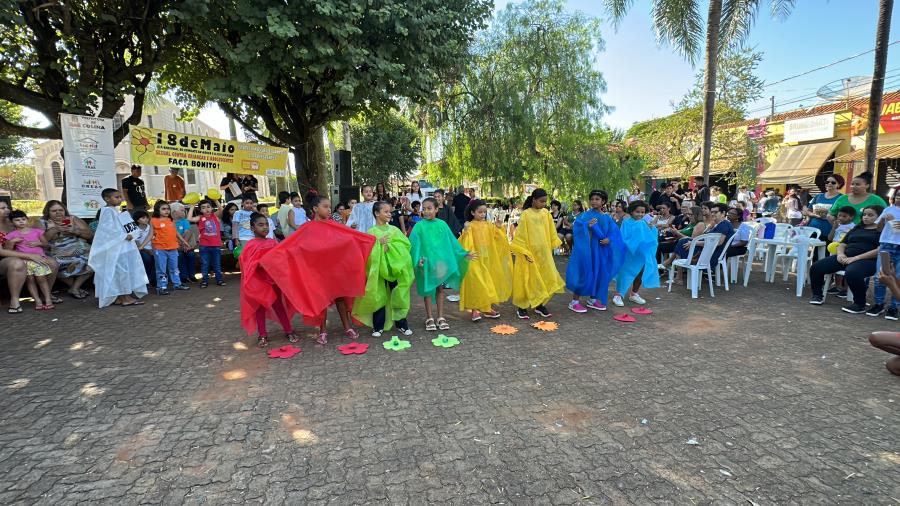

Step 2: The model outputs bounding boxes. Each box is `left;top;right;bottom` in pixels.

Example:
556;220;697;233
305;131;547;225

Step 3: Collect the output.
830;144;900;162
757;140;843;185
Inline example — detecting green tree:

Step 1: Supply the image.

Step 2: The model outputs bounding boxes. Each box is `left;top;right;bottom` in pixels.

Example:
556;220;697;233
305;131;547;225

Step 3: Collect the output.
350;112;419;187
162;0;491;190
604;0;793;184
0;100;28;163
0;1;195;144
432;0;617;194
0;162;39;198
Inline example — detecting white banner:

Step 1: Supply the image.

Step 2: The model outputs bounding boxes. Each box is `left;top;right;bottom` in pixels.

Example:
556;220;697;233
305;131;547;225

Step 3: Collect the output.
783;113;835;143
61;114;117;217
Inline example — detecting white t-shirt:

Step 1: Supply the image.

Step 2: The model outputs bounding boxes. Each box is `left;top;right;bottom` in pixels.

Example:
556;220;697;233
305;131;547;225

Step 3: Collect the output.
133;223;153;250
876;205;900;245
834;222;855;243
346;201;376;233
232;209;255;241
404;193;423;204
735;222;753;243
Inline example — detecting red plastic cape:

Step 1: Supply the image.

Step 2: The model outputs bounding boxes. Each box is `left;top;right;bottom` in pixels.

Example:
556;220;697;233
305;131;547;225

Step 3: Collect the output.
239;238;297;336
260;220;376;327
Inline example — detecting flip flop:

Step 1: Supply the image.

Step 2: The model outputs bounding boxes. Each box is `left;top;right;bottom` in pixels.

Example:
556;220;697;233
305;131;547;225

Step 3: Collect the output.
631;307;653;315
613;314;636;323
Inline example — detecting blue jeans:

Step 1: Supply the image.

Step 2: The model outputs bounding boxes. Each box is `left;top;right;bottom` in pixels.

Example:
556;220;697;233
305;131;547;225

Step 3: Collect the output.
154;249;181;290
179;249;197;282
199;246;223;284
139;249;155;287
874;243;900;307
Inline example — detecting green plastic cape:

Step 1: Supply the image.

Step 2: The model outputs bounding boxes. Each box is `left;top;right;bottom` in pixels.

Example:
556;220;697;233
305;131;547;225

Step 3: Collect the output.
409;218;469;298
352;224;414;331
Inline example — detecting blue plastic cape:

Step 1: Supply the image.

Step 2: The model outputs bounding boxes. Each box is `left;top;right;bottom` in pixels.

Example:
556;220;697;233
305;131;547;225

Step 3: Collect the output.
615;216;660;292
565;209;625;304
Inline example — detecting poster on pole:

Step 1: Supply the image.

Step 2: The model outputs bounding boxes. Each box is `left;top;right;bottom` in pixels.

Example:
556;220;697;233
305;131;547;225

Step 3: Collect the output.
129;125;288;176
60;113;117;217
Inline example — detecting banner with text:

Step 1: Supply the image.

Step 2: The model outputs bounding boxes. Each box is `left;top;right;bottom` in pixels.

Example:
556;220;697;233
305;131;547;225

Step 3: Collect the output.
783;113;835;143
61;113;117;217
129;126;288;176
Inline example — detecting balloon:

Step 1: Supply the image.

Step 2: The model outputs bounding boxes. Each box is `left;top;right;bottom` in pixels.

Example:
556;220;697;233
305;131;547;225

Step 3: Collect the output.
233;244;243;260
827;242;839;254
206;188;222;200
183;192;201;205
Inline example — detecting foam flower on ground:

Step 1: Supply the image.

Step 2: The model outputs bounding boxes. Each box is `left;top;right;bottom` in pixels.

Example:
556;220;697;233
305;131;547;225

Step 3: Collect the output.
531;321;559;332
267;345;302;358
491;324;519;335
382;336;411;351
432;334;460;348
338;342;369;355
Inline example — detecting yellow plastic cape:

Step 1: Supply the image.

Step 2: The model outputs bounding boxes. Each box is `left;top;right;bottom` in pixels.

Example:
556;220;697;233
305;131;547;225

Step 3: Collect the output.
509;207;565;308
458;220;513;311
352;224;414;330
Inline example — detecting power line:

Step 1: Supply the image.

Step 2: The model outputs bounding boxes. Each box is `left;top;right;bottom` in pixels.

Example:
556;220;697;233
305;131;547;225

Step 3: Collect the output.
763;40;900;89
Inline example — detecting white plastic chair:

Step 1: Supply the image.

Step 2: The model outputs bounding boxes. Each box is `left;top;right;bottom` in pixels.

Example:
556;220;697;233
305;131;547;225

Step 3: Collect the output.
727;222;759;283
668;233;723;299
777;226;821;281
743;223;793;286
754;217;776;226
714;233;739;290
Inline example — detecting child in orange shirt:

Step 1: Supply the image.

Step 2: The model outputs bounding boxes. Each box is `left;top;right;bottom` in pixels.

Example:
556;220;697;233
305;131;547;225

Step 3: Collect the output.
151;200;191;295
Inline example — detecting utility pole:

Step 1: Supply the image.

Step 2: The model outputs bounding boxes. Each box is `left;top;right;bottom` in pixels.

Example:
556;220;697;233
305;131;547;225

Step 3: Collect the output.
770;96;775;118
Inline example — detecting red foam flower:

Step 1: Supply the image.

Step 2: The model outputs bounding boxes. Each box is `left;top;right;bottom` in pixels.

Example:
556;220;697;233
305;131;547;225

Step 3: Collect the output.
613;314;636;323
267;345;302;358
338;342;369;355
631;307;653;315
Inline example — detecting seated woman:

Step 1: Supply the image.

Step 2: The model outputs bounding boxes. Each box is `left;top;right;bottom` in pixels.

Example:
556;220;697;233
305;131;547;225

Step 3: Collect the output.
808;204;882;313
41;200;94;299
661;206;707;269
0;201;60;311
725;207;753;258
871;261;900;375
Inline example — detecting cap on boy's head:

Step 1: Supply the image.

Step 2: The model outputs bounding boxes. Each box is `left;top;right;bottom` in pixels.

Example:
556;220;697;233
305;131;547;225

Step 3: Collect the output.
101;188;119;200
131;164;141;172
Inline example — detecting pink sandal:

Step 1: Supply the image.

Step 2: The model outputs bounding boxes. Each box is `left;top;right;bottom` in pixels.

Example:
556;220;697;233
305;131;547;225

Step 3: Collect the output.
316;332;328;345
344;328;359;340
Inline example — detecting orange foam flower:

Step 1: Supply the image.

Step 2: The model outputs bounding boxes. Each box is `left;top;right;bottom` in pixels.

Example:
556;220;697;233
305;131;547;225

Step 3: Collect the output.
491;324;519;335
531;321;559;332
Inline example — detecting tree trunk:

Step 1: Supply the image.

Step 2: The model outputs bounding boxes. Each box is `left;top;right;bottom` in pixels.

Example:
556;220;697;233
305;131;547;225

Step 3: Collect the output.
312;126;329;193
342;121;351;151
699;0;723;186
865;0;894;175
228;117;238;141
291;127;329;193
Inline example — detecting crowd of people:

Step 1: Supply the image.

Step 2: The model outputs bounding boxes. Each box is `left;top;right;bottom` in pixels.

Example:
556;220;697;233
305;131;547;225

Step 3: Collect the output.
1;170;898;375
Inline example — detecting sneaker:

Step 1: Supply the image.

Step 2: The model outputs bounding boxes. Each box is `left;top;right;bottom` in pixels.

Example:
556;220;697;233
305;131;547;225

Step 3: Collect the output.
628;293;646;305
568;301;587;313
534;305;552;318
471;310;482;322
516;308;530;320
842;303;868;314
836;290;848;299
398;327;413;336
174;284;190;291
887;307;899;321
809;294;824;305
446;294;460;302
586;299;607;311
372;330;382;338
826;286;841;295
157;288;170;296
866;304;886;317
483;310;501;319
612;294;625;307
216;281;227;286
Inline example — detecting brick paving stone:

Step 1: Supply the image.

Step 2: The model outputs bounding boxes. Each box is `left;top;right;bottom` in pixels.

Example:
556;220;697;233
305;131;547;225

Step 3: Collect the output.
1;262;899;505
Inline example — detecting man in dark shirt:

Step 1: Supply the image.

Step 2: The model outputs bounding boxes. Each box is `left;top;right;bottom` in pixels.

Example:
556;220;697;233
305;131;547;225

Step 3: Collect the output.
219;173;240;202
452;185;470;223
693;176;710;204
240;174;259;203
121;165;148;211
433;189;461;236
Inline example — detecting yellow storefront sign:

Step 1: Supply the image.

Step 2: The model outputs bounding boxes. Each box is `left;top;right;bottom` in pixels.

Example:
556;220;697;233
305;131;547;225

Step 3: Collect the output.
129;126;288;176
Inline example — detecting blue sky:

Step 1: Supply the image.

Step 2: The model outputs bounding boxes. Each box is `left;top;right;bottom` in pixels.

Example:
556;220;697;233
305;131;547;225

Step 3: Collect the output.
489;0;900;131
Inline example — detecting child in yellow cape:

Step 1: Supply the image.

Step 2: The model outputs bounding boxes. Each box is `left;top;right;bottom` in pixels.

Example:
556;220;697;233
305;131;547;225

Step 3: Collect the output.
352;201;414;337
458;199;512;321
510;188;565;319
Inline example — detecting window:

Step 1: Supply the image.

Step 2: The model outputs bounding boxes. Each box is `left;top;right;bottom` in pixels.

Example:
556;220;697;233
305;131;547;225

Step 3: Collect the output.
51;161;64;188
187;169;196;185
146;115;153;128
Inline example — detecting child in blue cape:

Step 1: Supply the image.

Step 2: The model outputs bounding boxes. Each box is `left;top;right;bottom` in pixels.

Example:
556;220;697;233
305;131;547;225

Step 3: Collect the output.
565;190;624;312
612;200;660;307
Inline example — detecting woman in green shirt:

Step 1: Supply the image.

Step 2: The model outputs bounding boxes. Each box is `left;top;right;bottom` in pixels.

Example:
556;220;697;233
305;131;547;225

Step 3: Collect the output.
829;172;886;224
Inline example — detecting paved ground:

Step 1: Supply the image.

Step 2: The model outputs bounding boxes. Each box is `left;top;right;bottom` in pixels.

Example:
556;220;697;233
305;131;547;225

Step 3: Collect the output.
1;259;899;505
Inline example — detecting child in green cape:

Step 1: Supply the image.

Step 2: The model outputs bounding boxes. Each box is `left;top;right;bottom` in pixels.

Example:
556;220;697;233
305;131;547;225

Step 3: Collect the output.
353;201;414;336
409;198;474;331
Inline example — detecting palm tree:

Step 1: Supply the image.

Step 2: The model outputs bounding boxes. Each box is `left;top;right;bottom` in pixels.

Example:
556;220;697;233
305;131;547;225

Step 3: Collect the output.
865;0;894;175
604;0;794;184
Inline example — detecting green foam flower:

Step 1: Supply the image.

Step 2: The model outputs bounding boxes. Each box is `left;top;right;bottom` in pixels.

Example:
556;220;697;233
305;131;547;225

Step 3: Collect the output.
383;336;411;351
432;334;460;348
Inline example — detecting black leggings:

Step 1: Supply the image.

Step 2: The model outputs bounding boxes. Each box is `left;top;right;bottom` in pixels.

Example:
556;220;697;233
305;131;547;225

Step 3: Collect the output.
372;280;408;331
809;255;875;302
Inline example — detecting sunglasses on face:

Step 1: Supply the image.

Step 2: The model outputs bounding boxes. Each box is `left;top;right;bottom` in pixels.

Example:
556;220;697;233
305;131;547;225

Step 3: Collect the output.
826;180;837;184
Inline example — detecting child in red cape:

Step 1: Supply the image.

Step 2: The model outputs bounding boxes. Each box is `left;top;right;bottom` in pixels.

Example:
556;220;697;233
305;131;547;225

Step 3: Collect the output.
261;195;375;344
239;213;300;347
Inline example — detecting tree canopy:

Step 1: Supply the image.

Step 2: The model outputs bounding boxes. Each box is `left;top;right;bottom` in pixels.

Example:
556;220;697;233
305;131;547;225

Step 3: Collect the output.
162;0;491;189
0;101;28;163
0;0;194;144
349;111;419;187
